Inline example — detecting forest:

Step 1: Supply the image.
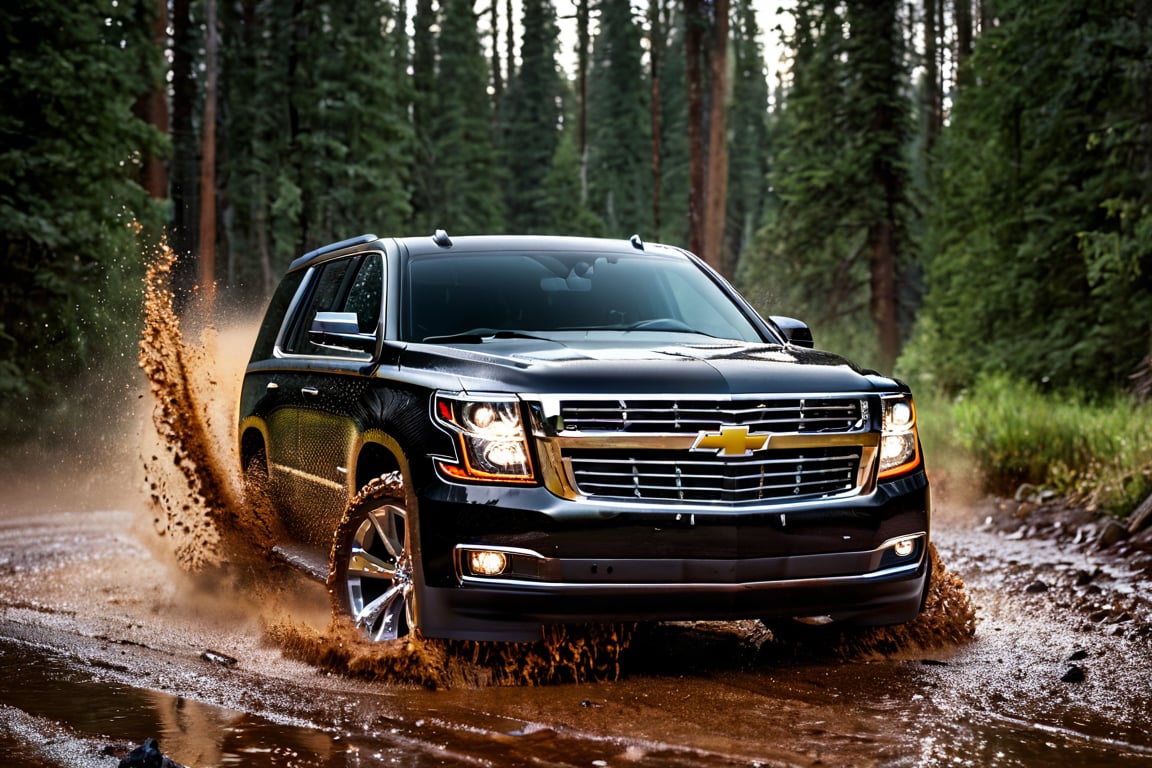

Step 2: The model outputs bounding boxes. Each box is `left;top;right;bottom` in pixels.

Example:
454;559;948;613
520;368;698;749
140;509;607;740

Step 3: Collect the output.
2;0;1151;504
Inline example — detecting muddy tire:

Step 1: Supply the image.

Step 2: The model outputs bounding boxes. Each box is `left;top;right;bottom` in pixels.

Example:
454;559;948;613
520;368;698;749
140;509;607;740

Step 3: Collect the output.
328;473;417;641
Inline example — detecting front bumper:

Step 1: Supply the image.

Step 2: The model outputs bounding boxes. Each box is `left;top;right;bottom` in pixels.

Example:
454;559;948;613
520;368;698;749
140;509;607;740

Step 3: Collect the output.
413;470;931;641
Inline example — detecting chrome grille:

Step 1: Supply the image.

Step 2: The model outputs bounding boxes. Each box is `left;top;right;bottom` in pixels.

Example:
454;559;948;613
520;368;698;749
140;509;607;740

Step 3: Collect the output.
568;447;862;503
560;398;864;434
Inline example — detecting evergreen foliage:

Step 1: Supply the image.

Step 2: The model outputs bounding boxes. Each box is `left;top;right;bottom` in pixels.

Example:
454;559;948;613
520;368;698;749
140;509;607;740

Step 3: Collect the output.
906;0;1152;393
218;0;411;293
587;0;651;236
0;0;165;423
423;0;506;232
502;0;565;232
656;9;691;248
725;0;770;265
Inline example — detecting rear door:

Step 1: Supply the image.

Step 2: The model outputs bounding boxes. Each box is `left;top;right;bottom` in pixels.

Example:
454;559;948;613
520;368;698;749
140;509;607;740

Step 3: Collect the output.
269;250;385;546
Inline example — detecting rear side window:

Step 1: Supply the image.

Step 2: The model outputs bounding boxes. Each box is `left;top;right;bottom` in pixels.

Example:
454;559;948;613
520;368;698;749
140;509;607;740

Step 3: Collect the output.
250;270;305;362
281;253;384;357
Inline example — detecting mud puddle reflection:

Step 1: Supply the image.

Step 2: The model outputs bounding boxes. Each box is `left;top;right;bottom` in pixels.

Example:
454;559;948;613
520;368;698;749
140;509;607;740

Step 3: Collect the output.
0;638;350;767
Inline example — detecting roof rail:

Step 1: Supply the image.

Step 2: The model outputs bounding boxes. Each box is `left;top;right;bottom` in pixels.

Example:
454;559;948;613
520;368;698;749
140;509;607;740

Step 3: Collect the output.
291;234;378;271
629;234;645;250
433;229;452;248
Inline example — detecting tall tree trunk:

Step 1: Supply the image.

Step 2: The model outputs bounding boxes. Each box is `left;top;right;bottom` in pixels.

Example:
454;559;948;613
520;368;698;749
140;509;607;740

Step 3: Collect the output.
198;0;218;310
577;0;589;204
869;216;900;372
170;0;195;267
648;0;663;239
133;0;168;200
506;0;515;82
924;0;941;151
685;0;705;258
956;0;974;73
491;0;503;103
853;0;904;371
703;0;730;272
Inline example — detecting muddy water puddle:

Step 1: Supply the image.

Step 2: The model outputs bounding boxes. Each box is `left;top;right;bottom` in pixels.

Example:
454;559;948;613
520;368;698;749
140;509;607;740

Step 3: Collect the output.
0;638;350;767
3;627;1149;767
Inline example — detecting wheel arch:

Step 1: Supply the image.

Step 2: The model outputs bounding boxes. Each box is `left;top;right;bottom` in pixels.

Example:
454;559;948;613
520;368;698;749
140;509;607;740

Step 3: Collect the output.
354;431;405;491
239;418;269;472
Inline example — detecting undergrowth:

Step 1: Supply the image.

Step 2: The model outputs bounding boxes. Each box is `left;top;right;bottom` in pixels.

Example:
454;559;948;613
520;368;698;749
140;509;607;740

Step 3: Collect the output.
917;375;1152;516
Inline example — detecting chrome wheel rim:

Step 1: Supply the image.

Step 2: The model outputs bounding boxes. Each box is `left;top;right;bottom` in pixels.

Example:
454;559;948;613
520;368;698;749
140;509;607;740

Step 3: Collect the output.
345;503;414;640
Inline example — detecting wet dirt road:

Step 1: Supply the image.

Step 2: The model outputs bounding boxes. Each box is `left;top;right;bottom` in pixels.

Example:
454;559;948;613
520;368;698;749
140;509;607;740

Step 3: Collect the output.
1;459;1150;768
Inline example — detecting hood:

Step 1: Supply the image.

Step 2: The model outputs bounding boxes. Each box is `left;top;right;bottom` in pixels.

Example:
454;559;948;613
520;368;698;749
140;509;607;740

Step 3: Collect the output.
395;335;896;396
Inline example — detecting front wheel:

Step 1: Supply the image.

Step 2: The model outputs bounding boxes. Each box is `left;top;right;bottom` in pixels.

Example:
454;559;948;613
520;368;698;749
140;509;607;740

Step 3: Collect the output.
328;473;417;641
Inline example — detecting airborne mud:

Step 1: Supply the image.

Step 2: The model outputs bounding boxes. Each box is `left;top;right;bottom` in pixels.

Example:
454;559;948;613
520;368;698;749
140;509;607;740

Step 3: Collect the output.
137;242;977;691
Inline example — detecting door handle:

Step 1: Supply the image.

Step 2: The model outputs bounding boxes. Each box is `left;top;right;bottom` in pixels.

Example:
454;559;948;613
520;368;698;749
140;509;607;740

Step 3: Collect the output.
301;386;319;397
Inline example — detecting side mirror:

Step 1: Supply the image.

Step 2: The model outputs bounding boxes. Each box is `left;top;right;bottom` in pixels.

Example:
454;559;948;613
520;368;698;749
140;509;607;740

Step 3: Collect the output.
769;315;814;349
309;311;377;354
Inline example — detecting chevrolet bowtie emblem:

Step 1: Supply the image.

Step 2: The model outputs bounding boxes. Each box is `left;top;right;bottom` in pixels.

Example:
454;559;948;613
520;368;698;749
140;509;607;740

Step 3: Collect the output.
691;426;769;456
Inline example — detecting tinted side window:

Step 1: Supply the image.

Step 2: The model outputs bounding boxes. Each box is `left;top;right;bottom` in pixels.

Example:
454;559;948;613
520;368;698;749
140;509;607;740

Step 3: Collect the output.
251;270;305;361
344;252;384;332
282;253;384;357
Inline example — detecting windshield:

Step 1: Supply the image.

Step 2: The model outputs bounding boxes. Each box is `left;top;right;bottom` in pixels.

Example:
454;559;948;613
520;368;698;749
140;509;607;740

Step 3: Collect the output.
404;250;767;343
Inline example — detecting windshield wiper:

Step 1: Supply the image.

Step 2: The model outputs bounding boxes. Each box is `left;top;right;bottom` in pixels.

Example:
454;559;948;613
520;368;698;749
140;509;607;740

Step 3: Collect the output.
421;329;552;344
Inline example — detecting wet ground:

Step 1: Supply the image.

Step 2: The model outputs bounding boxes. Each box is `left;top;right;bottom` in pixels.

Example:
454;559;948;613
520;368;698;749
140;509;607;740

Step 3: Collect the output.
1;477;1150;767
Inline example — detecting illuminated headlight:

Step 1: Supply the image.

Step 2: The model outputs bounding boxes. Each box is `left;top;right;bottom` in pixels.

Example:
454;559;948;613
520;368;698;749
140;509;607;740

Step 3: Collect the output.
893;537;916;557
468;550;509;576
434;393;535;483
878;395;921;478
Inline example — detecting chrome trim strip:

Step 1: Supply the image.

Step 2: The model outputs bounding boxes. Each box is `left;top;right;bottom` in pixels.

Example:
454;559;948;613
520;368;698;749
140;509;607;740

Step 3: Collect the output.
454;544;546;560
456;532;927;589
459;559;923;591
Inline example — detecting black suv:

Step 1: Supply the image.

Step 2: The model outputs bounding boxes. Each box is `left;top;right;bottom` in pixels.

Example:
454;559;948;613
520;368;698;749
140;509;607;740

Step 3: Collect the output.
239;232;930;641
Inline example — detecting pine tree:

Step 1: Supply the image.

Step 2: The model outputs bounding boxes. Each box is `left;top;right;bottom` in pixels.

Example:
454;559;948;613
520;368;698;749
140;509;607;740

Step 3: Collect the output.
431;0;505;232
218;0;411;291
658;7;691;248
502;0;565;232
910;0;1152;392
0;0;165;426
587;0;651;236
725;0;769;273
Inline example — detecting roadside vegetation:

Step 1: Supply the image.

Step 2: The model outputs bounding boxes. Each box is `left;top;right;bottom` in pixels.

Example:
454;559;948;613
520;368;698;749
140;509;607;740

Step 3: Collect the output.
916;377;1152;517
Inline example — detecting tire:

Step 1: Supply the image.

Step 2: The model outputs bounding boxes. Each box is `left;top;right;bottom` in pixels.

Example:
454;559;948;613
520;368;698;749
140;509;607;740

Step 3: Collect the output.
328;472;417;641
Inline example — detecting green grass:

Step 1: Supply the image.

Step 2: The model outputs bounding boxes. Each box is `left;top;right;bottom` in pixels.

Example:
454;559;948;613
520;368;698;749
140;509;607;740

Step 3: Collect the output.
914;375;1152;516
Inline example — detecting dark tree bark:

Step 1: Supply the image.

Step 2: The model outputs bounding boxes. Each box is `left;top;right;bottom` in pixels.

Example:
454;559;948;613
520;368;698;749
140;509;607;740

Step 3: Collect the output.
491;0;503;103
924;0;941;150
506;0;515;81
648;0;664;239
169;0;195;266
956;0;974;71
133;0;168;200
577;0;589;203
685;0;705;258
198;0;218;310
703;0;730;273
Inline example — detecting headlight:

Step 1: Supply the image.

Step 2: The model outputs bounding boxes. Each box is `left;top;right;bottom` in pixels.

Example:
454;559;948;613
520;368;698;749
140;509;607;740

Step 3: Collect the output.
433;393;535;483
878;395;921;478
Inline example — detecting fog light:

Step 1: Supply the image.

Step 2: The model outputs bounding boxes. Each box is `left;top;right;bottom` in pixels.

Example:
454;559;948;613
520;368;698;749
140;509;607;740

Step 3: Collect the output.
893;537;916;557
469;550;508;576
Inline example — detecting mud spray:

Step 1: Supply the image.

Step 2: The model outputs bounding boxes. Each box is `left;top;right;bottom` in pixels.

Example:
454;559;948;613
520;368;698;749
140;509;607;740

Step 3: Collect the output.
138;242;975;689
